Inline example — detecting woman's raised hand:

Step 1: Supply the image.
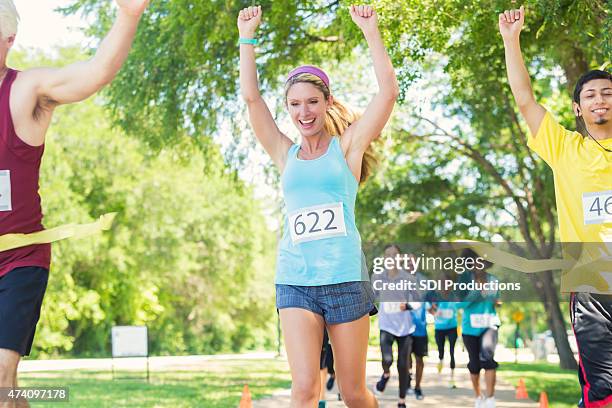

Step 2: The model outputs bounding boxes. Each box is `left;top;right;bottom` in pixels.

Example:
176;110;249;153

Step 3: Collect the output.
237;5;263;39
349;5;379;34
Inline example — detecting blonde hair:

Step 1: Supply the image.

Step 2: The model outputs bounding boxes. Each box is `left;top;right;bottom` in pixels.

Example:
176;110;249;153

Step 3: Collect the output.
284;73;378;184
0;0;18;39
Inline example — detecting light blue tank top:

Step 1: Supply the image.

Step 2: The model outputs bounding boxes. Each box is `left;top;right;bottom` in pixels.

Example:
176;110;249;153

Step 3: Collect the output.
434;302;458;330
276;137;363;286
458;272;501;336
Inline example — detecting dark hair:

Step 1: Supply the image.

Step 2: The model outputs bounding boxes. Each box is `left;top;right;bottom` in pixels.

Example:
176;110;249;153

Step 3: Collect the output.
573;69;612;136
573;69;612;104
461;248;479;261
460;248;492;270
384;243;401;252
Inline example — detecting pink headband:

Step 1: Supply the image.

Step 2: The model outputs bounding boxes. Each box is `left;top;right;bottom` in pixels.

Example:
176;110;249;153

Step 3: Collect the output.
286;65;330;89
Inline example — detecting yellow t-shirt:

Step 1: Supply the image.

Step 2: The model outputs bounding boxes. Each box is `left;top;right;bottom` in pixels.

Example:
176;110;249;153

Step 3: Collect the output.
528;111;612;293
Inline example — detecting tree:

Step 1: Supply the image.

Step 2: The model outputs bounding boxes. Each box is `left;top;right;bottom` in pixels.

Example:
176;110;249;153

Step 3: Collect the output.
63;0;609;368
9;48;277;356
61;0;360;150
357;0;608;369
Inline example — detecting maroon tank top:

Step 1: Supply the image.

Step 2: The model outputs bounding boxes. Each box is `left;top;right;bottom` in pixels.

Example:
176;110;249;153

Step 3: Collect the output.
0;68;51;277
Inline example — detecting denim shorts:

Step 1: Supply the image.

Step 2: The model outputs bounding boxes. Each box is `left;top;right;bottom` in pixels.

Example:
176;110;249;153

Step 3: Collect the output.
276;281;378;324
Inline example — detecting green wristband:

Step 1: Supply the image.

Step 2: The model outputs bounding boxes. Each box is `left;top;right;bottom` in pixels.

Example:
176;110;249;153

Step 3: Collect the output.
239;38;258;45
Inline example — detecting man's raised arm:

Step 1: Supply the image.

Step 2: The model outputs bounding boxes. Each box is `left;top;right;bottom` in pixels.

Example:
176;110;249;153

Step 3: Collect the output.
28;0;149;106
499;5;546;137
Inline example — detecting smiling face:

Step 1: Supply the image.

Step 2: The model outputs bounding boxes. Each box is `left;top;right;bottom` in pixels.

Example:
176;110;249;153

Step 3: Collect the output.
285;74;333;138
574;77;612;127
384;245;400;261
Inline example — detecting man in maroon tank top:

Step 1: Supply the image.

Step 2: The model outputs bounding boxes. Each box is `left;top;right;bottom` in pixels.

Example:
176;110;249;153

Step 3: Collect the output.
0;1;149;405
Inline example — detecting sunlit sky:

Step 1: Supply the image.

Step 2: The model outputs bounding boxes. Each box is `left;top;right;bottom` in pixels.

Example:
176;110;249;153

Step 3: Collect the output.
14;1;86;50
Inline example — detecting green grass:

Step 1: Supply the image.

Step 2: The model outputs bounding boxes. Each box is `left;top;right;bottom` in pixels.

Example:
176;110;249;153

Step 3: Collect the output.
20;358;291;407
498;362;581;408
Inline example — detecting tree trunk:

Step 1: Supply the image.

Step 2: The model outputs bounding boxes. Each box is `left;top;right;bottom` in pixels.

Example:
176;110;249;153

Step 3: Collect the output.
558;43;590;91
540;271;578;370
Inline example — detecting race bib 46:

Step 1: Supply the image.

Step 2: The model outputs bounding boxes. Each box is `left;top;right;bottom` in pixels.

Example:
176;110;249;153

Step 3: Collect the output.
583;190;612;225
288;202;347;244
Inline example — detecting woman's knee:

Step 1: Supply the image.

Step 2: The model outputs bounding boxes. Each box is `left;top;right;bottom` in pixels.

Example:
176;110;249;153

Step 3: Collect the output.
381;352;393;369
340;386;371;407
291;376;320;403
467;360;481;375
397;360;409;373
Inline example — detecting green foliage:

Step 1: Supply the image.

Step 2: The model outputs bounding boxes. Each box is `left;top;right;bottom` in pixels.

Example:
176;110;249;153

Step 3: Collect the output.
9;49;276;357
352;1;607;369
56;0;608;366
63;0;608;241
62;1;609;153
355;0;608;245
61;0;359;150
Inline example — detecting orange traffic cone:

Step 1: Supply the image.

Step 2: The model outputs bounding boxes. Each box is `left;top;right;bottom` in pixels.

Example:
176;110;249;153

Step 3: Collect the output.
539;391;549;408
239;384;253;408
515;378;528;399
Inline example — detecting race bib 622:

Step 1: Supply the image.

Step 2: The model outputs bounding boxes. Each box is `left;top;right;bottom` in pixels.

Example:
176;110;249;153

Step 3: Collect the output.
288;202;347;244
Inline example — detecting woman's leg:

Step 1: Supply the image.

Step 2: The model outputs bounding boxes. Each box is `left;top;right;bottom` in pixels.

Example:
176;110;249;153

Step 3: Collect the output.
375;330;394;394
448;328;458;387
463;334;482;398
380;330;394;375
319;368;328;402
435;329;445;373
396;335;412;401
328;315;379;408
280;308;326;408
435;329;445;361
480;328;499;398
448;329;458;370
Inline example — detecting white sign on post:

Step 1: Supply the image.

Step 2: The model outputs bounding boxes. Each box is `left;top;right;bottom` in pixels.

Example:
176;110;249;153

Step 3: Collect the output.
111;326;148;358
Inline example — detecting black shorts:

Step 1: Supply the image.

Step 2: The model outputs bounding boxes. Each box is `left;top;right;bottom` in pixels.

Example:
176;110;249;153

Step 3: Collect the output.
0;266;49;356
410;334;428;357
320;329;330;370
462;328;498;374
571;292;612;408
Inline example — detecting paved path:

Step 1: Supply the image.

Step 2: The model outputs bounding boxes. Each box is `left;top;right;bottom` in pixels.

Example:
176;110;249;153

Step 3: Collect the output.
253;349;538;408
18;348;541;407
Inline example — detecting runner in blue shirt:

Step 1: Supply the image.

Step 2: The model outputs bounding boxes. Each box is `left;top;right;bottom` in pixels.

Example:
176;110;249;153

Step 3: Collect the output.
457;249;501;408
430;293;459;389
408;271;429;401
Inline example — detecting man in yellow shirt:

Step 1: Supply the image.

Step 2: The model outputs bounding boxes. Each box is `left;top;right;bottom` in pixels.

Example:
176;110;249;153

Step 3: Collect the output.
500;6;611;408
